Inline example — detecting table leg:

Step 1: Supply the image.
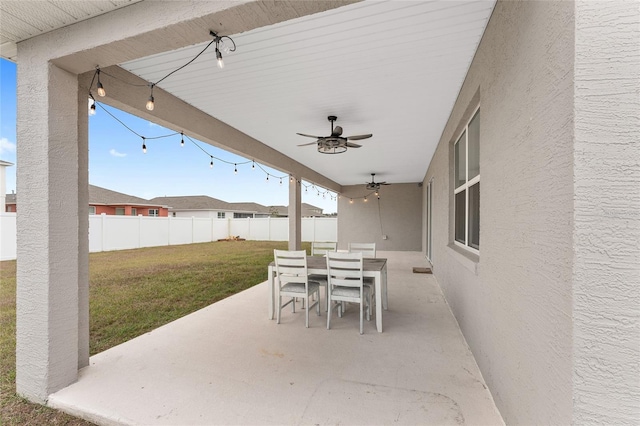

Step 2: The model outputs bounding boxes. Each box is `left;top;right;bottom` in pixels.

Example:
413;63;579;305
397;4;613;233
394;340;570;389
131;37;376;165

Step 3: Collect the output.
375;271;383;332
268;265;275;320
382;266;388;310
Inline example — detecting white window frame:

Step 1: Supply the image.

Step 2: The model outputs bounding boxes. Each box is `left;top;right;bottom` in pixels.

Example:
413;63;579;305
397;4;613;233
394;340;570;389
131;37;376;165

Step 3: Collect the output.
453;106;480;254
217;212;225;219
148;209;159;217
88;206;96;215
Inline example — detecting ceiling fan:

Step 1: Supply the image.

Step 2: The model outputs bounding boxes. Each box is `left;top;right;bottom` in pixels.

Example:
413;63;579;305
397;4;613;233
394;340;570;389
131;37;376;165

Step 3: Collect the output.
297;115;372;154
366;173;391;191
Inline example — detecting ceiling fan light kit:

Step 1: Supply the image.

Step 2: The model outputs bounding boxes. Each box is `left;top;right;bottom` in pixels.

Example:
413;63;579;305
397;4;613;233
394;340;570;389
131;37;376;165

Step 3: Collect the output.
297;115;372;154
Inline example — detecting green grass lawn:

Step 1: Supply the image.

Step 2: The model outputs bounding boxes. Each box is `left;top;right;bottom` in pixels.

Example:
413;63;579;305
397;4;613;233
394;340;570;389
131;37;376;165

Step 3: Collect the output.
0;240;303;425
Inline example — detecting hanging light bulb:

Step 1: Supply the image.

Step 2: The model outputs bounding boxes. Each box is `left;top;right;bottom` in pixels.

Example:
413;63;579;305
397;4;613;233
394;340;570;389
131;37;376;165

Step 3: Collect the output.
289;176;294;183
210;156;213;168
216;48;224;69
181;132;185;147
266;174;270;182
279;178;283;186
146;85;155;111
142;138;147;154
234;164;238;174
364;196;368;202
96;69;106;97
375;190;379;197
349;198;353;204
252;161;255;170
89;97;96;116
305;186;308;193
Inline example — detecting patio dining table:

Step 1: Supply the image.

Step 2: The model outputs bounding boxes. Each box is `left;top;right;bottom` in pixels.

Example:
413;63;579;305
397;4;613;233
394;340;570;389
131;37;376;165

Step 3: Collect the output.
268;256;388;332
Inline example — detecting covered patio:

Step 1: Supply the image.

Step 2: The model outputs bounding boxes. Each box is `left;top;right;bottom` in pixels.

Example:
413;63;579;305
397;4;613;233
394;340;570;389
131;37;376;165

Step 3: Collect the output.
47;251;502;425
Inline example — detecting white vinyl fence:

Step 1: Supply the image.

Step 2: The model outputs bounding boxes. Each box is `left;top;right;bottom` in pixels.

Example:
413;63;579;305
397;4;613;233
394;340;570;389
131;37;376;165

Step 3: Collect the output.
0;213;337;261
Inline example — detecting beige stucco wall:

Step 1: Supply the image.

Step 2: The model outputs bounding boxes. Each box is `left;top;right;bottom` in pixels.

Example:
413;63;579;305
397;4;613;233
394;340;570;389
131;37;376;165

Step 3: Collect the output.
338;183;422;251
423;1;575;423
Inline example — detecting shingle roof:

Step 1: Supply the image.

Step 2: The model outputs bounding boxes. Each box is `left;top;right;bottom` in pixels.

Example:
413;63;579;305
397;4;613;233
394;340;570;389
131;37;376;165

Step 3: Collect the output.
227;202;271;214
89;185;165;206
5;193;16;203
149;195;230;210
269;203;325;217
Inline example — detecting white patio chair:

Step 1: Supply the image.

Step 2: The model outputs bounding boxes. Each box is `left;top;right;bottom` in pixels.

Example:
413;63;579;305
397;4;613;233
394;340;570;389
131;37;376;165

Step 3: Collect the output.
326;251;371;334
274;249;321;328
309;241;337;311
348;242;376;313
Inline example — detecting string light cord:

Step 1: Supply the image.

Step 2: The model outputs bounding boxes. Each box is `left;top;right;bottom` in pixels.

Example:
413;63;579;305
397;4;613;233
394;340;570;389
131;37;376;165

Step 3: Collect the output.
91;99;338;202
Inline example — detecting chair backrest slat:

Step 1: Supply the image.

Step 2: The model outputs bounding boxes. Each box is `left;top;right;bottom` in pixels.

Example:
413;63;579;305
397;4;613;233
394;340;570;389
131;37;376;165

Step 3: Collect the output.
274;250;308;284
326;251;363;289
311;241;337;256
348;242;376;258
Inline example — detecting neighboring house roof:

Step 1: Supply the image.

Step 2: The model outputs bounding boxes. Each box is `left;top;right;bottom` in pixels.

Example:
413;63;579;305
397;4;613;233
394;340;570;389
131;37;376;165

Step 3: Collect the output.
269;203;325;217
5;193;16;203
227;202;272;215
149;195;230;211
89;185;167;207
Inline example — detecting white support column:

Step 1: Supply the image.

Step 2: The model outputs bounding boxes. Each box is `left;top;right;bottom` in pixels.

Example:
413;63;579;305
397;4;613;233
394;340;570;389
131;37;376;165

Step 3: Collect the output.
16;62;83;403
288;177;301;250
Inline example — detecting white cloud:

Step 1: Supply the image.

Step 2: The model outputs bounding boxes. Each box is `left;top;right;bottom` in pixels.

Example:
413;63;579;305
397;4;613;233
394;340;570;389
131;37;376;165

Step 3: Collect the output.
0;137;16;155
109;149;127;158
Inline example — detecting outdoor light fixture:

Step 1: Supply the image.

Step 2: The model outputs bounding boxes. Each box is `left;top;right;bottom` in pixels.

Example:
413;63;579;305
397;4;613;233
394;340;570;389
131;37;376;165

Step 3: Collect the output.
210;31;236;69
146;85;155;111
96;69;106;97
181;132;185;147
234;164;238;174
142;138;147;153
89;95;96;116
210;156;214;168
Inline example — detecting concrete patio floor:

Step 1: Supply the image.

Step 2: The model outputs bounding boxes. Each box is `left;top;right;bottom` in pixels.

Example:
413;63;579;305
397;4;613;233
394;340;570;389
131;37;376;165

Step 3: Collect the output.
48;251;503;425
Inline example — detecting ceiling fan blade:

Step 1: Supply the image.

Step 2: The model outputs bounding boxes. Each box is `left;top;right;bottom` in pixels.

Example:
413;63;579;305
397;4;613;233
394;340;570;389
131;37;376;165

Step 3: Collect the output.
296;133;322;138
297;141;318;147
346;134;373;141
381;182;391;185
345;142;362;148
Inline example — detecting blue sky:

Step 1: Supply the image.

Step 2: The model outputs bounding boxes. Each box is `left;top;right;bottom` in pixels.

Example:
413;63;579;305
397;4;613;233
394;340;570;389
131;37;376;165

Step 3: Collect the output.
0;59;337;213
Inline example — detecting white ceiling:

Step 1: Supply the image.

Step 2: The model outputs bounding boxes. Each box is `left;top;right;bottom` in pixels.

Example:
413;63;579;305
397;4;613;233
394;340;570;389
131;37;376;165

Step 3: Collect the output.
0;0;143;61
1;0;495;188
120;1;494;186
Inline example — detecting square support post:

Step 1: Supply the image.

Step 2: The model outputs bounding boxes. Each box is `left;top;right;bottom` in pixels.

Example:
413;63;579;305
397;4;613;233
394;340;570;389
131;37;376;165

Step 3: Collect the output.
16;61;88;403
288;176;301;250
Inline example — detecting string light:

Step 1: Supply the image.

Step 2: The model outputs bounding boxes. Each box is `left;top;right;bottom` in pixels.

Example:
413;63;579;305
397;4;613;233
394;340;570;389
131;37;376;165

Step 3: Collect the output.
96;69;106;97
146;84;155;111
234;164;238;174
89;95;96;116
364;196;368;202
89;100;340;204
210;31;236;69
350;198;354;204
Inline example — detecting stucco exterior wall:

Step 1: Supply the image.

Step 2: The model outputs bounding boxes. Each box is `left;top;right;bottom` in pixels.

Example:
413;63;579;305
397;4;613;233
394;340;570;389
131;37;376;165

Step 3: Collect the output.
573;1;640;423
423;1;574;423
338;183;422;251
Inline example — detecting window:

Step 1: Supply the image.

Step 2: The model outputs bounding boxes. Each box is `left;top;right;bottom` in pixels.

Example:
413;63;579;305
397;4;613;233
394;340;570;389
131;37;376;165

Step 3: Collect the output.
115;207;125;215
131;208;137;216
454;108;480;251
233;212;253;219
217;212;225;219
88;206;96;215
148;209;159;217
